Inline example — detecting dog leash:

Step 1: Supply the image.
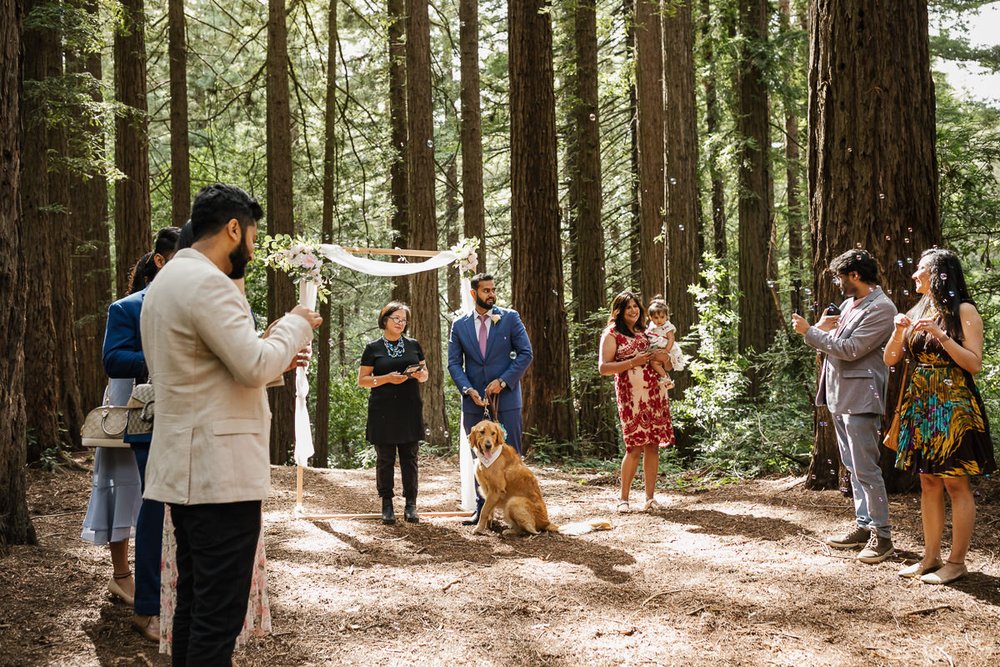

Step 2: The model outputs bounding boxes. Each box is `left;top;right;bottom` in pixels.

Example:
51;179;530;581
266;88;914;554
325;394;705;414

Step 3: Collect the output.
482;393;501;423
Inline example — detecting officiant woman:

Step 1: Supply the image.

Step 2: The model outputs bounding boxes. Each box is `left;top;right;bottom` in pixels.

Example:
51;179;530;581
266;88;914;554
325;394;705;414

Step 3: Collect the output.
358;302;429;525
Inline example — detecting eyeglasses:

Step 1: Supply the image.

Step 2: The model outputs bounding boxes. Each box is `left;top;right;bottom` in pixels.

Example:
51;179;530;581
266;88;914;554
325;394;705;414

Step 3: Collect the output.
389;316;408;325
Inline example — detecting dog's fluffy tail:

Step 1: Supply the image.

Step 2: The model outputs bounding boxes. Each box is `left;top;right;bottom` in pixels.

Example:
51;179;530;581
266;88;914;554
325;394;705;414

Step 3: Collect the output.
551;519;613;537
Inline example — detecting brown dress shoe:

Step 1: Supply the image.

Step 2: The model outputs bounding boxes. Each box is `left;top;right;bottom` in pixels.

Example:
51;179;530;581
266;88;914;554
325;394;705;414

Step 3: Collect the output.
132;614;160;643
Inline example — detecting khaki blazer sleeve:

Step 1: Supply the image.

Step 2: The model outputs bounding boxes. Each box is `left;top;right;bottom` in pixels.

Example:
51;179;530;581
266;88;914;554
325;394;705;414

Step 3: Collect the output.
191;272;313;387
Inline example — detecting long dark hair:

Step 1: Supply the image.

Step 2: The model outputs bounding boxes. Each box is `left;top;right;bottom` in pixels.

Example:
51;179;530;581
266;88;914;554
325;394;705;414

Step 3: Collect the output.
906;248;975;341
126;226;181;295
607;291;645;337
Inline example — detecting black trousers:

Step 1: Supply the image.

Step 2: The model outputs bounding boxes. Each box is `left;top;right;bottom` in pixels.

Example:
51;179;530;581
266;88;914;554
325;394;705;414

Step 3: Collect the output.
375;441;419;500
169;500;261;667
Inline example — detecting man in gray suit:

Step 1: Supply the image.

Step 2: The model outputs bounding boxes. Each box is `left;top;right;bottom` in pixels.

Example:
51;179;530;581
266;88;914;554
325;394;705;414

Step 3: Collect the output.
792;249;897;563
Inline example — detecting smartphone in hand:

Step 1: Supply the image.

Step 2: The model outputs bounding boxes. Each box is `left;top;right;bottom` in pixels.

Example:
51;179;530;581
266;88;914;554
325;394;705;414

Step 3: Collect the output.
402;363;424;376
825;303;841;316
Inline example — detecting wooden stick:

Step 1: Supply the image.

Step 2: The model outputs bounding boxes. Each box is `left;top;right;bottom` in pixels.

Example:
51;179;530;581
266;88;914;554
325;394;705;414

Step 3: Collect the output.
339;246;441;258
300;511;475;520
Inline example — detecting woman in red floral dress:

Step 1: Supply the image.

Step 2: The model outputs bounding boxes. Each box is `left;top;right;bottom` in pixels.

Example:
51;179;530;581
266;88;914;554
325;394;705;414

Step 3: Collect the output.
599;291;675;513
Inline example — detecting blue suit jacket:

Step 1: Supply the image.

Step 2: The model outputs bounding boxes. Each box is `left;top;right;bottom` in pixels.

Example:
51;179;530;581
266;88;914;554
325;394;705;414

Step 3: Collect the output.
447;306;533;414
103;287;150;443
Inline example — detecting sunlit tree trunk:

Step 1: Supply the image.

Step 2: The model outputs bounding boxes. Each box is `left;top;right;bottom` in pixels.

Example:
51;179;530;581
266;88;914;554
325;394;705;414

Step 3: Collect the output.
459;0;485;270
806;0;940;490
635;0;664;301
266;0;296;464
388;0;409;304
406;0;447;445
700;0;726;262
1;0;37;550
510;0;576;447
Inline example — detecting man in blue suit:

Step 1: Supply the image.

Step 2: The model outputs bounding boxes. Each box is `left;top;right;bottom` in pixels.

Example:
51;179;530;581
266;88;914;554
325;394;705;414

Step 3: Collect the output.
448;273;533;525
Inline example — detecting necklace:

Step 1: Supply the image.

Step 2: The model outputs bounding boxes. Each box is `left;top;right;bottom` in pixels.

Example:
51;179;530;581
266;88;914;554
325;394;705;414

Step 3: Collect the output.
383;337;404;358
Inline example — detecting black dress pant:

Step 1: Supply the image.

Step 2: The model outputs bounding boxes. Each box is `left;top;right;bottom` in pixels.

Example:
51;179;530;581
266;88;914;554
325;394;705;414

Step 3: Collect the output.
169;500;261;667
375;441;419;500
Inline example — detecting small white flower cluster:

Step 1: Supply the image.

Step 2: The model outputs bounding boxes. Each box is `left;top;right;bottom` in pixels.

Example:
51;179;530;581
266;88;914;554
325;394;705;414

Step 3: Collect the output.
260;234;330;288
450;237;479;278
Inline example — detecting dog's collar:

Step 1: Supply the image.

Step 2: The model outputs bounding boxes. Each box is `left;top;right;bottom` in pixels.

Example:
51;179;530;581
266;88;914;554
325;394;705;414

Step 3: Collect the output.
478;446;502;468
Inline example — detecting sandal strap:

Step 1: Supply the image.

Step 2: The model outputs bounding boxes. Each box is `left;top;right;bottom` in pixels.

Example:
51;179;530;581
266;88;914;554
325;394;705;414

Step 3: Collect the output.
113;570;133;579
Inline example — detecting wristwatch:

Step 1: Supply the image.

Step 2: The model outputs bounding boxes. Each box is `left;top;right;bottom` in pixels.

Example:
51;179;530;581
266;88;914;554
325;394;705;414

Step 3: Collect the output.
498;379;507;389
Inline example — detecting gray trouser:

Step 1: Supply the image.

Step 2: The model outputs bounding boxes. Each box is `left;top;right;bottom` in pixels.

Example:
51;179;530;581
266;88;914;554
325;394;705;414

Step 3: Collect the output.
833;413;891;538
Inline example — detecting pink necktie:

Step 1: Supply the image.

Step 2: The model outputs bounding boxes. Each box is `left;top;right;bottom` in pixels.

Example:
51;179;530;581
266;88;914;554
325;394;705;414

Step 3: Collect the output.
478;314;489;358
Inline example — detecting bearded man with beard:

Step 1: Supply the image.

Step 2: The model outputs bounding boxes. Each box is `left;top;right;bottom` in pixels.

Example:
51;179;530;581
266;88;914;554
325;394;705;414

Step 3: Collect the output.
448;273;534;526
141;183;321;664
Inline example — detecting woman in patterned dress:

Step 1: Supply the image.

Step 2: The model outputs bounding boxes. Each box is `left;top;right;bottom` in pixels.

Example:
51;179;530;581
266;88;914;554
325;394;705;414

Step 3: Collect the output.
884;249;996;584
599;291;676;513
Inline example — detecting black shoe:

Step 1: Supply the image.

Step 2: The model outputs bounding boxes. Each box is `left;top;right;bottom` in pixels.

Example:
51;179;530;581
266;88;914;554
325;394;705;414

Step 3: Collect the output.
381;497;396;525
404;502;419;523
461;513;479;526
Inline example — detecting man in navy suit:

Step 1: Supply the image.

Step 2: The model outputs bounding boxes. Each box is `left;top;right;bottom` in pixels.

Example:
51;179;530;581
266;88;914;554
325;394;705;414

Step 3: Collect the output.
448;273;533;524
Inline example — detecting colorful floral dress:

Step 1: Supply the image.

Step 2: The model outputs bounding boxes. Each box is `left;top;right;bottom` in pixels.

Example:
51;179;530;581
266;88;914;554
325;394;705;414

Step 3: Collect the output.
159;506;272;655
893;326;996;477
608;326;675;452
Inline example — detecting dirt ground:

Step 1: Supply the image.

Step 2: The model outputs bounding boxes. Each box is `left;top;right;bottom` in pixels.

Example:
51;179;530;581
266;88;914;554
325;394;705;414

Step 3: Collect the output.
2;453;1000;667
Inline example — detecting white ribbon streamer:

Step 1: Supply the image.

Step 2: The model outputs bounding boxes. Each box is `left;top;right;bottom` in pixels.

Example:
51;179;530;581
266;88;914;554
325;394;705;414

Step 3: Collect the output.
458;277;477;511
294;280;318;467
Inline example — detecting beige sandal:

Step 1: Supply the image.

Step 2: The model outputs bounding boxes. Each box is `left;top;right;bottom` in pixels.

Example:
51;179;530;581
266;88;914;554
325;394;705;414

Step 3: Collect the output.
920;560;968;585
898;560;943;578
107;570;134;606
615;501;630;514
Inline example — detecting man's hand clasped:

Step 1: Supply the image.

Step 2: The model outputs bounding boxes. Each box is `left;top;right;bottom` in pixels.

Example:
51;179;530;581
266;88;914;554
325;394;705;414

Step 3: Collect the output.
791;312;839;335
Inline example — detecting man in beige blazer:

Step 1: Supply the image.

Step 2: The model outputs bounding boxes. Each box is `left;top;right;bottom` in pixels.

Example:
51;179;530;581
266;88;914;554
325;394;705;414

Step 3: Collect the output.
141;183;321;665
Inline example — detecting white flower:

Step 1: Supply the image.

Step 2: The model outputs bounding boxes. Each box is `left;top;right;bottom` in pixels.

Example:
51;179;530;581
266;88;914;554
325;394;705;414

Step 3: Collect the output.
490;312;501;325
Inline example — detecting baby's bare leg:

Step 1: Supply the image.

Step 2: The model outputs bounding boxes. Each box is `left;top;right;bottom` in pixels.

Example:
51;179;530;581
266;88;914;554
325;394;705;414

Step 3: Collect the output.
650;359;667;378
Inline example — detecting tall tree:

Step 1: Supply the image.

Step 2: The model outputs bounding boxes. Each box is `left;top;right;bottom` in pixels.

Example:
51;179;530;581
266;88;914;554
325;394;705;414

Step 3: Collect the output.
700;0;727;261
459;0;486;269
67;0;112;415
315;0;338;469
266;0;297;463
805;0;941;489
1;0;37;550
736;0;776;383
635;0;665;301
21;0;65;461
168;0;191;228
114;0;152;296
445;160;461;313
510;0;576;446
388;0;409;304
569;0;616;453
406;0;447;444
662;0;701;353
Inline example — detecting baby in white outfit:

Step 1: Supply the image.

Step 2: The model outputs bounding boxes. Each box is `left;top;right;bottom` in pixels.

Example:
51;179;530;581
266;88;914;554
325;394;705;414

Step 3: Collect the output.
646;297;687;389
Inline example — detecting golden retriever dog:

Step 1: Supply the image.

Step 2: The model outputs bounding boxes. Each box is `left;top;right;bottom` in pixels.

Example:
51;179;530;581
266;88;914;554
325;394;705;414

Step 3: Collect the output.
468;419;558;536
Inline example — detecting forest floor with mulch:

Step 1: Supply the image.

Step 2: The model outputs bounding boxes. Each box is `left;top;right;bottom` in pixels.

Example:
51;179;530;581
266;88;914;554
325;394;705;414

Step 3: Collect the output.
2;452;1000;666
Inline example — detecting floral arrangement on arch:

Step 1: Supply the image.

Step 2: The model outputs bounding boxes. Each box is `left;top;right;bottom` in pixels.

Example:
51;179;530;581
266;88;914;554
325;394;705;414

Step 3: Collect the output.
259;234;332;289
450;237;479;279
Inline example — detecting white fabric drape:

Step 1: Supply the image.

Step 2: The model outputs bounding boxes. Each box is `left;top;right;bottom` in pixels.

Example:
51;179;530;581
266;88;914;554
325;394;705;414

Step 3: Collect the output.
291;245;476;511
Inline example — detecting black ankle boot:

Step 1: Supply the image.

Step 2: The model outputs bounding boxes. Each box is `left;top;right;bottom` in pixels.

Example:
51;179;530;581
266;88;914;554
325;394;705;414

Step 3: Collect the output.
404;501;419;523
381;497;396;525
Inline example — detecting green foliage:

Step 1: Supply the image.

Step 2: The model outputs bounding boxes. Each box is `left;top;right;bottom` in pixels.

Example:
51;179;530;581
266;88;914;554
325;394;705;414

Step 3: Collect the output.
314;368;370;468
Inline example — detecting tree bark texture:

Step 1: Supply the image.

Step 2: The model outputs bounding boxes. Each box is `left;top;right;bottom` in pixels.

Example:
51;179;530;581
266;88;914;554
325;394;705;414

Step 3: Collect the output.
266;0;297;464
406;0;447;445
315;0;338;469
780;0;804;315
388;0;409;304
21;0;64;461
571;0;616;454
509;0;576;447
626;0;640;291
806;0;940;490
736;0;776;372
634;0;664;302
701;0;726;261
1;0;37;550
67;0;112;415
168;0;191;228
662;0;701;349
445;161;461;313
113;0;152;296
459;0;486;271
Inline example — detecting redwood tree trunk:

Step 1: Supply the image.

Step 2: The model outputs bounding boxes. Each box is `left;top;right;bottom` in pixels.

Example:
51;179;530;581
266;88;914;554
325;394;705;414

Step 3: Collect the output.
570;0;616;454
21;0;64;461
445;161;461;313
459;0;486;270
635;0;664;302
1;0;37;550
266;0;297;464
114;0;152;296
168;0;191;228
805;0;940;490
315;0;338;469
780;0;804;315
388;0;409;304
701;0;727;262
662;0;701;360
509;0;576;447
406;0;447;445
67;0;112;415
736;0;776;384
